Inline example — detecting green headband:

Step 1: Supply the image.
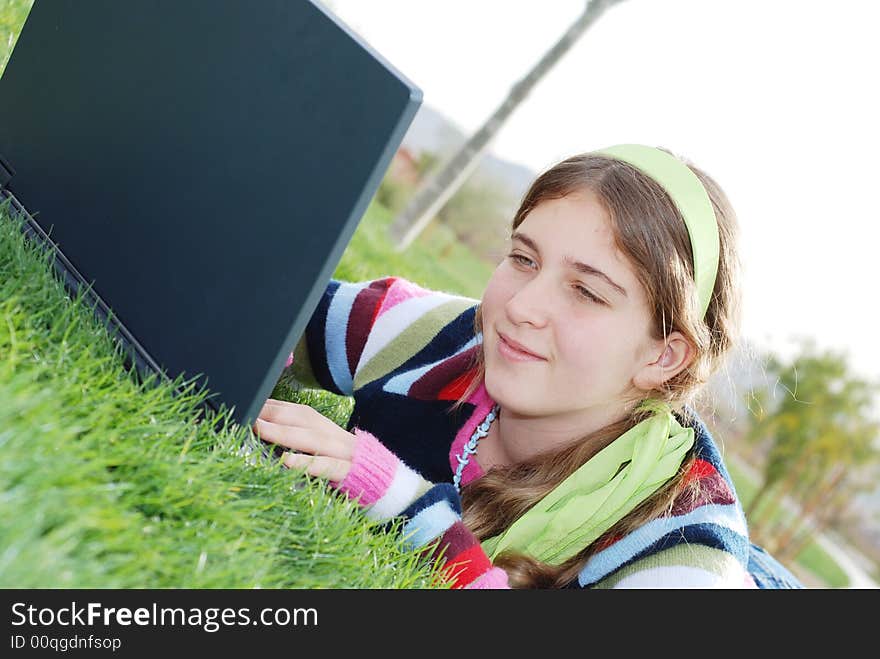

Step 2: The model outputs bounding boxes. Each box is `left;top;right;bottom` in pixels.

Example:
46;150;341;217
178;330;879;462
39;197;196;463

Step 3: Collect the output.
593;144;720;319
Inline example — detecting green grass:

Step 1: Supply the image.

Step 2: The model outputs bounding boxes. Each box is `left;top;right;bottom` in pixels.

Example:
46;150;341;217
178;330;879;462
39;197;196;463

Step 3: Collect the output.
792;543;851;589
726;459;850;588
0;198;460;588
0;0;32;77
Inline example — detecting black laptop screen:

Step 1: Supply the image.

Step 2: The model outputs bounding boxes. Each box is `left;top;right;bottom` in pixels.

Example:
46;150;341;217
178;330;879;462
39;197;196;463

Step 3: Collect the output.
0;0;421;426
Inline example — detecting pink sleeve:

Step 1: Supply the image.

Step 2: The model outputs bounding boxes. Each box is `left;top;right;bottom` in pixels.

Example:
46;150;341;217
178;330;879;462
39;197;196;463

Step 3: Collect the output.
331;430;512;589
331;429;433;521
465;567;510;589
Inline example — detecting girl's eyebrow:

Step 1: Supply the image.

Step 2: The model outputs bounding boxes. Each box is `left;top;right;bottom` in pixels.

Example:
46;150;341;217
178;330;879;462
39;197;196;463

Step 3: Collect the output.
510;231;628;298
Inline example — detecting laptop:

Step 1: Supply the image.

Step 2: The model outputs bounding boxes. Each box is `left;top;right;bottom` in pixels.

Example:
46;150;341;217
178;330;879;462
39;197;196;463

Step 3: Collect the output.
0;0;422;431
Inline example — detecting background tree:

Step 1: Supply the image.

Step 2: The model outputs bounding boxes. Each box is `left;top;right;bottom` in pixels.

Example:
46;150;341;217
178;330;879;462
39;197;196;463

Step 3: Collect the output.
742;339;880;557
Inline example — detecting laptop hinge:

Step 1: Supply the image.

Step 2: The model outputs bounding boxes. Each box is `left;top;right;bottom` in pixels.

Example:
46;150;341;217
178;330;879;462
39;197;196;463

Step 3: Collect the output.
0;155;14;190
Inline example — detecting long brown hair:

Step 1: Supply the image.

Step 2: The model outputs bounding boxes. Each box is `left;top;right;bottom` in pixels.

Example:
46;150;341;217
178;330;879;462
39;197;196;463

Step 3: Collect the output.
447;149;742;588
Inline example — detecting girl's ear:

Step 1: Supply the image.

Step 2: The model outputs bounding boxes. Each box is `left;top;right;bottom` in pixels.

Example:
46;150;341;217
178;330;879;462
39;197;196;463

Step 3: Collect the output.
632;331;695;391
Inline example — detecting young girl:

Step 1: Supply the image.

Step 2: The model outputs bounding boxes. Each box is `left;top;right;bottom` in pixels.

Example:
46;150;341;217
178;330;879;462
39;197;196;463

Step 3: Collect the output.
252;144;803;589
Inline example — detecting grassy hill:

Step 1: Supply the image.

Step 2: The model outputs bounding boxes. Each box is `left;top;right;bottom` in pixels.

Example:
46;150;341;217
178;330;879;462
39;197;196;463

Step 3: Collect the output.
0;0;493;589
0;197;488;587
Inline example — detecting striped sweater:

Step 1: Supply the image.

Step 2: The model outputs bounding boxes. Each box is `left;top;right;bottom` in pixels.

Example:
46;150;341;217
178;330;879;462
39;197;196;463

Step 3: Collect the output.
283;275;766;589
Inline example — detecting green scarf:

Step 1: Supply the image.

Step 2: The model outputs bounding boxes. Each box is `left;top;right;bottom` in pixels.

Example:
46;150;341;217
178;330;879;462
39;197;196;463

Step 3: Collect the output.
480;400;695;565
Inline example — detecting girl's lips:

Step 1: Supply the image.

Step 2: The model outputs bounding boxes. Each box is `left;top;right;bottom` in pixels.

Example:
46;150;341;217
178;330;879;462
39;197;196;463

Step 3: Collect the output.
498;333;546;362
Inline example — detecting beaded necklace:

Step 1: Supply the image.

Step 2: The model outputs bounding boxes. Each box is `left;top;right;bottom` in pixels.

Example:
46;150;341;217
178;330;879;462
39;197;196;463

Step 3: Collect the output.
452;403;501;493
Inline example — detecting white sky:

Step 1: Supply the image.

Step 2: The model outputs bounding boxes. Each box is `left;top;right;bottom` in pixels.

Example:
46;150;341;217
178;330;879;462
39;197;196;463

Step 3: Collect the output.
326;0;880;386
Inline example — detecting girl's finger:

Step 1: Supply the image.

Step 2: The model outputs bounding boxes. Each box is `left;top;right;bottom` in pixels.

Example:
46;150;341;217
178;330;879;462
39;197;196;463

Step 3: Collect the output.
257;399;317;428
253;418;317;453
282;452;350;483
253;418;350;460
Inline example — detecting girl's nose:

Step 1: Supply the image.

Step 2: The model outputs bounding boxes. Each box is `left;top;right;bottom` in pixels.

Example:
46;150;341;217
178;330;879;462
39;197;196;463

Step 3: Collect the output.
504;277;551;328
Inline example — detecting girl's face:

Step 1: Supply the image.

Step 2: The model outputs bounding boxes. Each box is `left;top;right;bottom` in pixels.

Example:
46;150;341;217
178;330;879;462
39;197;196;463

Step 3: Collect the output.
480;189;662;421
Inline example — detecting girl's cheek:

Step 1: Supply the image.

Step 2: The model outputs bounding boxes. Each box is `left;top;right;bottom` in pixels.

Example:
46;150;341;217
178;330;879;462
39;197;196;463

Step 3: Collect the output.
481;276;510;316
564;326;606;361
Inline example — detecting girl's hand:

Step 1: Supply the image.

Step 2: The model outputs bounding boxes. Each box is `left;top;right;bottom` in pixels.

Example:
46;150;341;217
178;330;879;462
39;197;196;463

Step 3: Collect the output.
251;398;354;484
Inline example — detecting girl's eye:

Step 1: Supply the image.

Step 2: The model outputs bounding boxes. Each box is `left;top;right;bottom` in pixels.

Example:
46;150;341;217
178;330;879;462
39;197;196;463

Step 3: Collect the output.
507;252;604;305
574;285;602;304
508;253;534;268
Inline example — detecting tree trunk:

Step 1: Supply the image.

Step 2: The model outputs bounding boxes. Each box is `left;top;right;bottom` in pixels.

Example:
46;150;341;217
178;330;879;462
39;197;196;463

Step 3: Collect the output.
776;472;849;563
781;494;850;565
752;453;812;553
389;0;626;252
745;478;776;520
773;467;843;559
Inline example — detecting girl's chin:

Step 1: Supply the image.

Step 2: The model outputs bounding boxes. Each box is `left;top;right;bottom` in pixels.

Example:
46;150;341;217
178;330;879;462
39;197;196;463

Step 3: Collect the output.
484;368;526;405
